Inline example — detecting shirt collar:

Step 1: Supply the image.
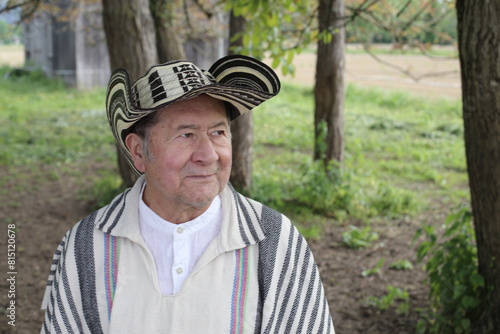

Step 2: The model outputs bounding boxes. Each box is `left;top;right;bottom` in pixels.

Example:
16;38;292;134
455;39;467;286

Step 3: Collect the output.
138;182;222;234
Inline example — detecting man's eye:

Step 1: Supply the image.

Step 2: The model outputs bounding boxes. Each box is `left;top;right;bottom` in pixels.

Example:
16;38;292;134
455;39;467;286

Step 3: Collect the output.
213;130;225;136
181;133;193;138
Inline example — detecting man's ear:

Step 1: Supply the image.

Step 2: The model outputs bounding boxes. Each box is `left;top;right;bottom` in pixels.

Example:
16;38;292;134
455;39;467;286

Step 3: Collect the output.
125;133;147;173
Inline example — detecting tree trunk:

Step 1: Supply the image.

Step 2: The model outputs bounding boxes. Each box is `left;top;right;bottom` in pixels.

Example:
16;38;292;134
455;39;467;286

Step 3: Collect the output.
102;0;158;187
314;0;345;167
228;10;253;194
456;1;500;332
150;0;186;62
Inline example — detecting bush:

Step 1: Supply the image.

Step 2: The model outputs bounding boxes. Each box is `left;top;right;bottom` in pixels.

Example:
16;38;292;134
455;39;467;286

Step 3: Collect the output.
415;207;486;334
369;285;410;315
250;156;418;221
343;225;379;249
293;159;354;217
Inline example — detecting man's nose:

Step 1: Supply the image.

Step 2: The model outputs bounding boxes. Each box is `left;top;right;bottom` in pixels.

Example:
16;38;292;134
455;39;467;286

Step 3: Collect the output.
191;135;218;164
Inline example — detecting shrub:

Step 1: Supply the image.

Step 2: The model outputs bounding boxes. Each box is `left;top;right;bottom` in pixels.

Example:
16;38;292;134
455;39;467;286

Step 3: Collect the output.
293;159;354;217
362;258;385;276
343;225;379;249
389;259;414;271
415;207;486;334
369;285;410;315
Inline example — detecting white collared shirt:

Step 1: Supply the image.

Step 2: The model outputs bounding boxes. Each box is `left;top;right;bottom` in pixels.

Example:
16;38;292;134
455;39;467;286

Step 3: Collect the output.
138;186;222;295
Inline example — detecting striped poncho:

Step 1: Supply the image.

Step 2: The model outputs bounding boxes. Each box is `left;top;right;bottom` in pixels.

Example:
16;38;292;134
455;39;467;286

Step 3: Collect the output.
41;176;335;333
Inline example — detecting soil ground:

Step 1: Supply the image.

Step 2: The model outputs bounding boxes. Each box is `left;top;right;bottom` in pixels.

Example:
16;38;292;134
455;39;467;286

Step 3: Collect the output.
1;47;462;333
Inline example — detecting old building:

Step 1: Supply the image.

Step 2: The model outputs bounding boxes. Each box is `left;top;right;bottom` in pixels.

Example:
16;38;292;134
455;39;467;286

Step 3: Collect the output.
23;0;226;89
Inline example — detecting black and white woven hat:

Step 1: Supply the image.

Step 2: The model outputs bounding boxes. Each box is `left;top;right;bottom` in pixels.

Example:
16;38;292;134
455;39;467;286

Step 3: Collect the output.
106;54;281;174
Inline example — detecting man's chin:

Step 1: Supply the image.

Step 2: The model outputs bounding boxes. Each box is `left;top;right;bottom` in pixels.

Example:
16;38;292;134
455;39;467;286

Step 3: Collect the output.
181;190;220;208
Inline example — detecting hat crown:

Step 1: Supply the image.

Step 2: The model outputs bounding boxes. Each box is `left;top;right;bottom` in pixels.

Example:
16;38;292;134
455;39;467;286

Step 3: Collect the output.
131;61;217;110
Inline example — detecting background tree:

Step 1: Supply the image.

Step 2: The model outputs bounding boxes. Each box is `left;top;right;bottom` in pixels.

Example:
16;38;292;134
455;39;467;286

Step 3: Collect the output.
227;10;253;194
314;0;345;166
456;1;500;332
150;0;186;62
102;0;159;187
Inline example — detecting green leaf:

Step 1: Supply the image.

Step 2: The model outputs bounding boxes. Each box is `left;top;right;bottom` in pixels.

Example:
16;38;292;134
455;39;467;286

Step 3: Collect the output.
323;32;333;44
268;12;279;27
461;296;480;309
460;318;471;330
389;259;413;270
470;272;485;287
281;64;289;76
272;57;280;69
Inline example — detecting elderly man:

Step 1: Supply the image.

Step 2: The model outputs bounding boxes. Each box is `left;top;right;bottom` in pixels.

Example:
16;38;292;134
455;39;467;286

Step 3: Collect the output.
41;55;334;333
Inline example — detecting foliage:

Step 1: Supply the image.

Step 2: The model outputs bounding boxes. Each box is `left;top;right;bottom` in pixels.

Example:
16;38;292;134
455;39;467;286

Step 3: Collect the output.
0;19;21;44
346;0;457;46
361;257;385;276
369;285;410;315
389;259;413;271
293;159;354;216
415;207;485;334
225;0;316;75
225;0;458;76
343;225;379;249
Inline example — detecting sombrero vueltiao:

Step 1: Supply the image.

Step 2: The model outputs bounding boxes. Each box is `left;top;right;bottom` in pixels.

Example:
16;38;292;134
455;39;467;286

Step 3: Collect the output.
106;54;281;175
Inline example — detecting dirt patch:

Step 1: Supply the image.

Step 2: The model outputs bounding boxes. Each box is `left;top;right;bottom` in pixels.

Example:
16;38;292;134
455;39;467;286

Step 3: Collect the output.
0;165;92;333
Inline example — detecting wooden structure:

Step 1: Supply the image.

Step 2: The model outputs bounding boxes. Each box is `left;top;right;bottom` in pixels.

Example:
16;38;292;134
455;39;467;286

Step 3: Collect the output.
24;1;110;88
23;1;227;89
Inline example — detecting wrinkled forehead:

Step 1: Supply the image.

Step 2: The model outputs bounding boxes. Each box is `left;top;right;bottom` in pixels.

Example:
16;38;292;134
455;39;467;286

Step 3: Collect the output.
155;95;231;127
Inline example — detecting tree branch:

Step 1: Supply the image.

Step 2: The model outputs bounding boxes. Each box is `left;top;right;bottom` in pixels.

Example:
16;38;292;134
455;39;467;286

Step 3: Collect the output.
190;0;213;19
396;0;413;18
1;0;40;22
0;0;31;14
361;42;459;82
346;0;383;26
399;0;434;34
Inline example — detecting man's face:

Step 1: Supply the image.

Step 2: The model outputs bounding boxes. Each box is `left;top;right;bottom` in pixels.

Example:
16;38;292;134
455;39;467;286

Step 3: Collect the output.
126;95;232;223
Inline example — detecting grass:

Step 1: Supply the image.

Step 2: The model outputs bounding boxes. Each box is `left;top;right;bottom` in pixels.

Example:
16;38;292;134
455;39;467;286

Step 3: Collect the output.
0;66;113;168
0;65;468;228
251;82;468;222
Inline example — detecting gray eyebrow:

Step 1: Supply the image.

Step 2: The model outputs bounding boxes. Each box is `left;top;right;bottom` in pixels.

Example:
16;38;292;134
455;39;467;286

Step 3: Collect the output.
176;120;229;131
176;124;199;131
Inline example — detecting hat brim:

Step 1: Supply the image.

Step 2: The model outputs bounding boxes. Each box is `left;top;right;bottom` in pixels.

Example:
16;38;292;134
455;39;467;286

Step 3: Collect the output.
106;55;281;175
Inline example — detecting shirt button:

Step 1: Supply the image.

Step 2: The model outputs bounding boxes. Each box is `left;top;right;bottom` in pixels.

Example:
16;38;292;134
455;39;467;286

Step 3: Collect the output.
177;227;184;234
176;267;183;275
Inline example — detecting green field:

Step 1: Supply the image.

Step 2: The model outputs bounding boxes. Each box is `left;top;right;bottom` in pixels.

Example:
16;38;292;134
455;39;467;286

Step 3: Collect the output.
0;65;468;227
